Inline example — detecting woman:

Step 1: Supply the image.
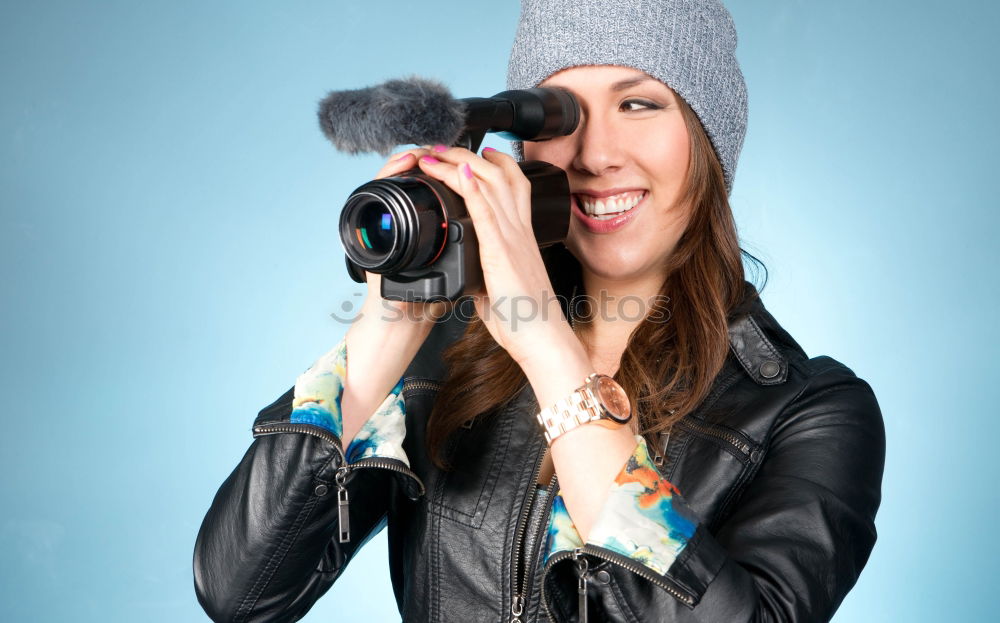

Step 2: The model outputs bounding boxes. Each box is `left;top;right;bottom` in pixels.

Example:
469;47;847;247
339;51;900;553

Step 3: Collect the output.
194;1;885;621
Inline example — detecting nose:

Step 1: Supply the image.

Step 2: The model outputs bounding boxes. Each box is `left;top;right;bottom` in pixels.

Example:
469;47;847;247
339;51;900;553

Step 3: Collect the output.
570;110;625;177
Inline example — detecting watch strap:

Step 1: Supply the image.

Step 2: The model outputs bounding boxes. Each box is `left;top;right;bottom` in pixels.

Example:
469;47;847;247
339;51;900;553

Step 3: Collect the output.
536;374;604;444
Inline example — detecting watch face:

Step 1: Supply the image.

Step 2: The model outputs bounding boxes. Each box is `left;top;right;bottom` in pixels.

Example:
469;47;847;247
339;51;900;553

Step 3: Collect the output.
594;376;632;423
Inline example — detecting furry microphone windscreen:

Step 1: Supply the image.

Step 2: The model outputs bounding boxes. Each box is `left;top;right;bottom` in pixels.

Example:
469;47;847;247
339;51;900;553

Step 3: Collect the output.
317;77;467;155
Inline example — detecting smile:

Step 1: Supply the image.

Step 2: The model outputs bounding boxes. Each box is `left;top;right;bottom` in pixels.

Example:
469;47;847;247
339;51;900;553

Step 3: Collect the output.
573;190;647;220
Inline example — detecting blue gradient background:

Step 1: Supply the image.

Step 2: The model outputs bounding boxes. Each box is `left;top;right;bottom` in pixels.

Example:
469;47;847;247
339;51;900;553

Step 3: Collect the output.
1;1;995;621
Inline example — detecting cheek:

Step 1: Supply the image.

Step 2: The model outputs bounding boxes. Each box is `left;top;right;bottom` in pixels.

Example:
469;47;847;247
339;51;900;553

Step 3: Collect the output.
631;118;691;186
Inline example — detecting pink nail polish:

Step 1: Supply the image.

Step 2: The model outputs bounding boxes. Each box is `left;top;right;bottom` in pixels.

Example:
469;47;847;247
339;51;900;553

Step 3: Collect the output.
421;156;440;164
432;145;448;152
482;147;496;153
393;153;413;162
462;163;474;179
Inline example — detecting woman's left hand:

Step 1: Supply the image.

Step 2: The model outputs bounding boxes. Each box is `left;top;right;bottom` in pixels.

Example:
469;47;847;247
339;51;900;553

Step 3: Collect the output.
418;147;639;542
415;146;585;375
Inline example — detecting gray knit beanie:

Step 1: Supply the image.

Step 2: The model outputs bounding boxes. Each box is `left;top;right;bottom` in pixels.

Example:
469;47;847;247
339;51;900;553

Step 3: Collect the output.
506;0;747;193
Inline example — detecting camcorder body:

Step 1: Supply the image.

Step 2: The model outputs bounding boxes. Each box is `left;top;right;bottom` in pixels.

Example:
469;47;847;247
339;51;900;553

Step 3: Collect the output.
341;160;569;301
321;80;580;301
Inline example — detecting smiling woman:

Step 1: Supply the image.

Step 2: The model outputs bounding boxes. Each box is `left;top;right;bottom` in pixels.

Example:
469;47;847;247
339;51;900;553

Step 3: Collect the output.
193;1;885;622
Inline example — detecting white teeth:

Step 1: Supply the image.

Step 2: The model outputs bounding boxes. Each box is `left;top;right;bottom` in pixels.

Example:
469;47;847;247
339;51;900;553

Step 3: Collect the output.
578;192;644;217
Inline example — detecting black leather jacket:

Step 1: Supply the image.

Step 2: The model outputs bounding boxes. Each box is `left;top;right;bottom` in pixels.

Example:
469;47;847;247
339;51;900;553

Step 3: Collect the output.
194;283;885;622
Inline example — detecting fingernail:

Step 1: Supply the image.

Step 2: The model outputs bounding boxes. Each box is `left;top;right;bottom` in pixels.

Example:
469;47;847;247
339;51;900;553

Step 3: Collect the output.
461;163;474;179
393;153;413;162
482;147;496;153
420;156;440;164
432;145;448;153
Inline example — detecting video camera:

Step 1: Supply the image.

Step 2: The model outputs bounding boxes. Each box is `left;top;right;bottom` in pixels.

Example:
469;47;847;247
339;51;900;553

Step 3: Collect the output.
318;78;579;301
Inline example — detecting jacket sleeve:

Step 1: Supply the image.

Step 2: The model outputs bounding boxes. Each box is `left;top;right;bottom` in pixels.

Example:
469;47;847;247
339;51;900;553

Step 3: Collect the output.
541;367;886;622
193;337;422;623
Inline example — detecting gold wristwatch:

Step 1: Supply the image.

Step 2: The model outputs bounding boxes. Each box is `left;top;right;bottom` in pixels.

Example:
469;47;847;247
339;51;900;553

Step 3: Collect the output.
536;373;633;444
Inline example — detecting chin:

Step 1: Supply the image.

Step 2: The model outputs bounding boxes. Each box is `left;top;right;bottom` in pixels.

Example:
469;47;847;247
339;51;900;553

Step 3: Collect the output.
567;235;675;290
588;262;647;283
566;239;637;280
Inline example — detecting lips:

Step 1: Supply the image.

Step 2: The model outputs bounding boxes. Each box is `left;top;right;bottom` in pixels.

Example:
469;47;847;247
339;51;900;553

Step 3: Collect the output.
573;190;646;220
571;191;647;234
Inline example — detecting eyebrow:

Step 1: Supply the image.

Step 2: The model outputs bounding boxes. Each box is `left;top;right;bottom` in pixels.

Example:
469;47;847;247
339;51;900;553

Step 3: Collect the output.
610;76;654;91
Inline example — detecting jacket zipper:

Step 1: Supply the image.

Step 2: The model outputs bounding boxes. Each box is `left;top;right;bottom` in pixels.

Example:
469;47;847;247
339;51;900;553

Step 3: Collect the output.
402;378;443;394
252;422;425;544
676;418;752;460
509;446;557;623
329;457;426;543
540;545;696;620
253;422;346;457
575;549;589;623
346;456;425;498
334;465;351;542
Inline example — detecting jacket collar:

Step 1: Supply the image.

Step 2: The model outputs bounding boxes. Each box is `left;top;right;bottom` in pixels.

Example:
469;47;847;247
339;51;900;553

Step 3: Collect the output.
727;281;796;386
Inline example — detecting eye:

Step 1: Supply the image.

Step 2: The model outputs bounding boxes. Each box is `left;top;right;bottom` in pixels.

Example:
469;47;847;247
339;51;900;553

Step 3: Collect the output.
620;98;663;112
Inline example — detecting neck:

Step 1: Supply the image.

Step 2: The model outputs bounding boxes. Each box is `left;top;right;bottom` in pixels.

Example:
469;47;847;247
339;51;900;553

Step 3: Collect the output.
574;268;668;373
580;267;667;327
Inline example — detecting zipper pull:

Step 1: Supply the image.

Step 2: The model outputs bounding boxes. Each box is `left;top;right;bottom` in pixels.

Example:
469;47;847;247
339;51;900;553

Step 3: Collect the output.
654;427;672;467
335;466;351;543
510;594;524;623
574;548;589;623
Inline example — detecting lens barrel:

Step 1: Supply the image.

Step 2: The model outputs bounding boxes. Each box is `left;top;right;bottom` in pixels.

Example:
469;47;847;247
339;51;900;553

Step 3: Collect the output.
340;176;448;274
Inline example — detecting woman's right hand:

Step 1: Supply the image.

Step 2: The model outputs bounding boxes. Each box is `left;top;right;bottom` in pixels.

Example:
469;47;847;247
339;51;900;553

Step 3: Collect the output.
340;149;451;446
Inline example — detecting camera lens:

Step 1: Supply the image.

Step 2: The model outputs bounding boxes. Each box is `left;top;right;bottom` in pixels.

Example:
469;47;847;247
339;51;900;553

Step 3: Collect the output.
340;175;449;274
354;200;396;256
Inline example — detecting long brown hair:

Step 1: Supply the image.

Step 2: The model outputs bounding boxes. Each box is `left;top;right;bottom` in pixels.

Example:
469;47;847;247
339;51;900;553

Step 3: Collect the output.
426;95;766;469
